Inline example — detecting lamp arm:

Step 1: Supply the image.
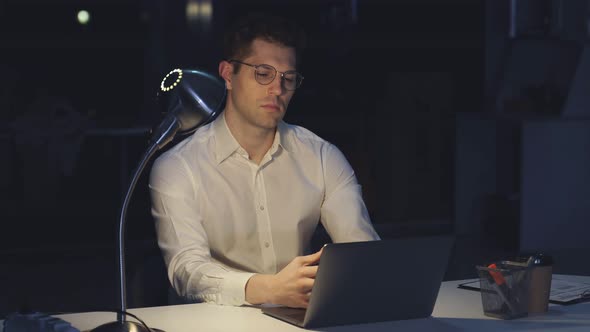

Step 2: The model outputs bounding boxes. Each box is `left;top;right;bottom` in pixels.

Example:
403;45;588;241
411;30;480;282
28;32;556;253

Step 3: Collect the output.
91;118;179;332
91;66;223;332
116;115;180;322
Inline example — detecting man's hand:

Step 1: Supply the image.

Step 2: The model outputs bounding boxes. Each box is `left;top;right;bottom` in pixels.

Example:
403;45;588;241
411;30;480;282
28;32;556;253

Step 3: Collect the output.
245;248;323;308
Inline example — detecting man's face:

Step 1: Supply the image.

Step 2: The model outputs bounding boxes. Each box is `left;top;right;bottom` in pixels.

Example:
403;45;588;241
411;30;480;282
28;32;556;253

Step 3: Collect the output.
224;38;297;131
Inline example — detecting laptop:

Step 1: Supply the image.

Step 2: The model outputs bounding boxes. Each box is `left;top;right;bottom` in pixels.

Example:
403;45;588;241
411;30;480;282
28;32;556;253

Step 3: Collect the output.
262;235;454;328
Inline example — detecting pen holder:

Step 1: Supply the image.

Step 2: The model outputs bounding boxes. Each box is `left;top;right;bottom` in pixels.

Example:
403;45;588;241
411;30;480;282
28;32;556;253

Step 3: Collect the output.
476;263;532;319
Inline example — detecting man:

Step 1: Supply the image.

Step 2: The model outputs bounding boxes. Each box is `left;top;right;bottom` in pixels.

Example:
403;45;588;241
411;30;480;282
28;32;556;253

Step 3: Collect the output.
149;12;379;309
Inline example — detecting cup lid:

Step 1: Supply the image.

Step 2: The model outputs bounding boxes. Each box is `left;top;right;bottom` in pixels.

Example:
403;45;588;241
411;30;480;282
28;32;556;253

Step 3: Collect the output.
529;253;553;266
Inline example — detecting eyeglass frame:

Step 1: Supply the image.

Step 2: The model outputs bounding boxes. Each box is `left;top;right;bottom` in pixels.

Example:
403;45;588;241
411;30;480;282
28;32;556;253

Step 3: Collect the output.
226;59;304;91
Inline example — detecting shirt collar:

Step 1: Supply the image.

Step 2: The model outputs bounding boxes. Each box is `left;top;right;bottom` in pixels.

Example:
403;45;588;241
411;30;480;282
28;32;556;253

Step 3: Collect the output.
212;112;292;164
213;112;241;164
276;121;291;153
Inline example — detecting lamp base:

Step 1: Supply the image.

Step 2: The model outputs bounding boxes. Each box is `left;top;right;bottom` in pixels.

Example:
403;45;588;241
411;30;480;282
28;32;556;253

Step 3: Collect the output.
90;321;164;332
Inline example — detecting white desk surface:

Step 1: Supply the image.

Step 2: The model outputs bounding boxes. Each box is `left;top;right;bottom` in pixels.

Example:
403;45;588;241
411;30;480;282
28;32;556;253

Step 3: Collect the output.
6;275;590;332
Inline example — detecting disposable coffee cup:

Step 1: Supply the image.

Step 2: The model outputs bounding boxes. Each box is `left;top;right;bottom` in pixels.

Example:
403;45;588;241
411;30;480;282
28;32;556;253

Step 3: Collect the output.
527;253;553;313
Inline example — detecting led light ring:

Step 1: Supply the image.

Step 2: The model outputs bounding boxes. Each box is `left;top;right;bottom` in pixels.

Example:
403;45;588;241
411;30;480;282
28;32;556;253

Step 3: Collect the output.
160;69;183;92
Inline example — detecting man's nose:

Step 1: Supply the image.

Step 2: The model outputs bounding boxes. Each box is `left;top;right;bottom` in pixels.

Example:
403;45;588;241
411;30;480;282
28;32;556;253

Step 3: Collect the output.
267;75;284;96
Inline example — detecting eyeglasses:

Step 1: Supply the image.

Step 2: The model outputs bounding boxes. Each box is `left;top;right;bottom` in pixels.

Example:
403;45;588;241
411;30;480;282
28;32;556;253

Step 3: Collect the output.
228;59;304;91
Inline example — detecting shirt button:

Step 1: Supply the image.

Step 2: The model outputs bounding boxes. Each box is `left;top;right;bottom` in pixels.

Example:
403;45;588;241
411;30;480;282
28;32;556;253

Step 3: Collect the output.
264;242;270;248
259;205;265;211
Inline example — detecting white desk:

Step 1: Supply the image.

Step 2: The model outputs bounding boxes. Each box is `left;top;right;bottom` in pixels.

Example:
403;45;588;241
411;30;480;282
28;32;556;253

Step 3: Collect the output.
9;275;590;332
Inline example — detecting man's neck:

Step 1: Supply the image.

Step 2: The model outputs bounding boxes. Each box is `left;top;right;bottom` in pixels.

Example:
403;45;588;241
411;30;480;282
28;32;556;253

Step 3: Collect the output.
224;111;276;165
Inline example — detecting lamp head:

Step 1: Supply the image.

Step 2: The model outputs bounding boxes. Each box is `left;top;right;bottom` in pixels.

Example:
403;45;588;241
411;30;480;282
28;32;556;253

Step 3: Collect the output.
153;68;226;149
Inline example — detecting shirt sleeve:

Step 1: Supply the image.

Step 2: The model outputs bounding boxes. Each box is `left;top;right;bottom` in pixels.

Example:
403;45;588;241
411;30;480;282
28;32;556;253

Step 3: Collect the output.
319;144;381;242
149;153;255;306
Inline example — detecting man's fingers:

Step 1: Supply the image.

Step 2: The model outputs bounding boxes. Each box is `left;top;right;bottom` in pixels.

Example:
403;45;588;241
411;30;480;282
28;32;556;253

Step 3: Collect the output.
299;265;318;278
292;293;312;309
297;277;315;293
301;248;324;265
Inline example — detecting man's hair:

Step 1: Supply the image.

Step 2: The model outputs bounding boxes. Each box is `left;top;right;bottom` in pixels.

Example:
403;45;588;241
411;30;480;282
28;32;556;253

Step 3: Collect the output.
223;12;306;71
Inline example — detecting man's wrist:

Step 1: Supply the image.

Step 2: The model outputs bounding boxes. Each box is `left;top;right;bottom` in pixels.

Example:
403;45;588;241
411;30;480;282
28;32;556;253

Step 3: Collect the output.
245;273;275;304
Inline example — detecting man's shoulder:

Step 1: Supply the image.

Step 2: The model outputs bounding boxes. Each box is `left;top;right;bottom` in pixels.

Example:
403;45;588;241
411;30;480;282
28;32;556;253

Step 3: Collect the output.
154;123;213;164
281;121;350;170
281;121;332;149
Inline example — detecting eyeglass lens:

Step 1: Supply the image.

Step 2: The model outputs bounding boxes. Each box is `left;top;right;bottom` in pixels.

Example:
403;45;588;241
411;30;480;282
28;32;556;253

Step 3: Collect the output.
255;64;301;90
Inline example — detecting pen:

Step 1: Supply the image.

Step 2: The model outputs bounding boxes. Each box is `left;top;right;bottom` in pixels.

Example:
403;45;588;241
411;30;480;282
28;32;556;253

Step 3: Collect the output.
487;264;518;315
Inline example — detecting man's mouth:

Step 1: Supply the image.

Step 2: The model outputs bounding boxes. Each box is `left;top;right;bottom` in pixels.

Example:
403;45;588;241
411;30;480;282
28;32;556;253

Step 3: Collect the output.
261;104;280;111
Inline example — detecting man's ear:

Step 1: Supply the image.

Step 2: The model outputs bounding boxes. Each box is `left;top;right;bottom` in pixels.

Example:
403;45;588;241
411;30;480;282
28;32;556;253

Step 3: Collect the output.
218;61;233;90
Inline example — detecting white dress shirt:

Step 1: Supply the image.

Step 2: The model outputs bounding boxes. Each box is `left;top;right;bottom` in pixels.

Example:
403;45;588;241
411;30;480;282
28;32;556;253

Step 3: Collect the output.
149;113;379;306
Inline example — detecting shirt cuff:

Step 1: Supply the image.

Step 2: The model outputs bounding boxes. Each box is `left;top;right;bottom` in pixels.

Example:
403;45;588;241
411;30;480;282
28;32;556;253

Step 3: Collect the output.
220;270;256;306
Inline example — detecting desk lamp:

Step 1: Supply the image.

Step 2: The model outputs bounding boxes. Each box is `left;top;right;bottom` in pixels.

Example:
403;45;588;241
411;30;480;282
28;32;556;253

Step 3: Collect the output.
91;69;226;332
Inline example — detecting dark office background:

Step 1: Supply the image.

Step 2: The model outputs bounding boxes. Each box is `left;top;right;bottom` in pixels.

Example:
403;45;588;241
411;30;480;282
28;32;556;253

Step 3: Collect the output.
1;0;590;317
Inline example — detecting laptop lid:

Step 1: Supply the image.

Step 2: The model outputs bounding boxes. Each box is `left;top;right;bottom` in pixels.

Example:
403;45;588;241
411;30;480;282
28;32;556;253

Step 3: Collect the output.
262;235;454;328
